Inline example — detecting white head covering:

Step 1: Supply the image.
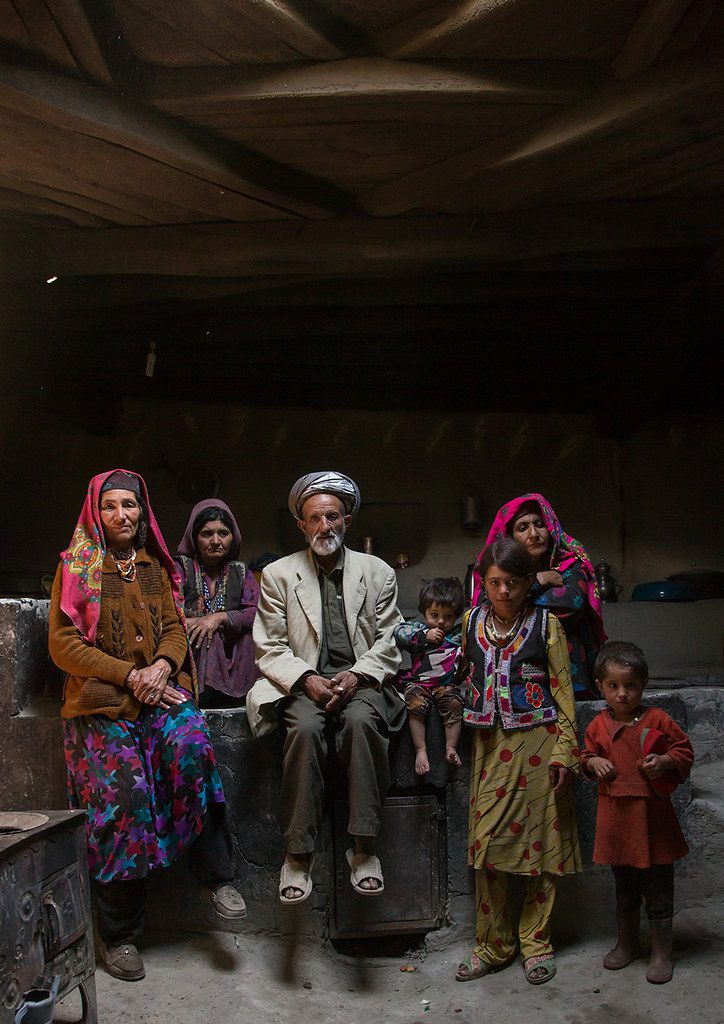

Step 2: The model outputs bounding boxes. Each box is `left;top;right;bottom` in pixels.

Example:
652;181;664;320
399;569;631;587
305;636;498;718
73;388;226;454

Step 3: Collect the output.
288;471;361;520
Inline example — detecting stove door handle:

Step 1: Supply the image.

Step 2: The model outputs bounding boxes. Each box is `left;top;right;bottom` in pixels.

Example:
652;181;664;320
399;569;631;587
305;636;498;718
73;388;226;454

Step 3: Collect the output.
43;894;62;953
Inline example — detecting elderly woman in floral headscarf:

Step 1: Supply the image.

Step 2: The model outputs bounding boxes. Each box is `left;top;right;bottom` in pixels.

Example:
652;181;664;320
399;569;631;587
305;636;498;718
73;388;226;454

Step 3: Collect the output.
48;470;246;984
175;499;260;707
473;493;606;699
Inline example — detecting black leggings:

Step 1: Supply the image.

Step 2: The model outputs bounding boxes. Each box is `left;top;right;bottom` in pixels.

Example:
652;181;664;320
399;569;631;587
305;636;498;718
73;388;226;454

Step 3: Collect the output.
611;863;674;920
95;804;234;944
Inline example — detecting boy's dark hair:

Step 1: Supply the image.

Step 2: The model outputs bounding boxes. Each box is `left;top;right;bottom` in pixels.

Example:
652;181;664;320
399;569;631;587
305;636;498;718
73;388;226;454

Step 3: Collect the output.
418;577;465;618
594;640;649;684
476;537;535;582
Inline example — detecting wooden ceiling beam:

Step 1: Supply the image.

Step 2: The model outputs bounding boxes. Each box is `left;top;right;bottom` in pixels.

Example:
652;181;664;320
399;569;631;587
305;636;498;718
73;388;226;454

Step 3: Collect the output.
40;0;112;83
612;0;698;78
143;57;607;125
230;0;354;60
0;59;353;219
3;264;698;313
372;0;633;59
4;200;721;279
362;46;722;214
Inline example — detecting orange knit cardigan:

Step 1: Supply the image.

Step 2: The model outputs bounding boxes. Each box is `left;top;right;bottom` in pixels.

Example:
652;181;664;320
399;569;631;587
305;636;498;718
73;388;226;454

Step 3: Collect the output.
49;549;192;721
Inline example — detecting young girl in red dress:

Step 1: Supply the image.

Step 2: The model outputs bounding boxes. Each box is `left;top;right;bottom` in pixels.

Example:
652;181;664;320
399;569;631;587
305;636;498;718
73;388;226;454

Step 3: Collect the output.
581;641;694;984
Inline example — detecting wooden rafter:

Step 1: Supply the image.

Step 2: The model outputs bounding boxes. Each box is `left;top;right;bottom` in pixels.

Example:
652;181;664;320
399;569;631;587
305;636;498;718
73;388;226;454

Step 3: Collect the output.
4;200;722;279
613;0;697;78
143;56;608;126
0;59;353;219
231;0;355;60
372;0;641;59
362;47;722;214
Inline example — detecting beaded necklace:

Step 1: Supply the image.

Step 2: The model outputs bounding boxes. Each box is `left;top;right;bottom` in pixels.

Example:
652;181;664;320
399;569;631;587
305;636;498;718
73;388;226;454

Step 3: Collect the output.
484;606;524;645
201;565;228;613
111;547;137;583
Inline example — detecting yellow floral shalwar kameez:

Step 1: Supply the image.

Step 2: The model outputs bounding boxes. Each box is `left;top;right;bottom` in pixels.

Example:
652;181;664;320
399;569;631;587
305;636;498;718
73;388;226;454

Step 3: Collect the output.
465;611;582;965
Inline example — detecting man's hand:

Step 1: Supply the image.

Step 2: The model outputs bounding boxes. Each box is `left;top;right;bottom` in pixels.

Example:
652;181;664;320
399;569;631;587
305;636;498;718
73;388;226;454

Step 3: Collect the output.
302;673;334;707
325;670;360;713
425;627;445;645
587;756;617;781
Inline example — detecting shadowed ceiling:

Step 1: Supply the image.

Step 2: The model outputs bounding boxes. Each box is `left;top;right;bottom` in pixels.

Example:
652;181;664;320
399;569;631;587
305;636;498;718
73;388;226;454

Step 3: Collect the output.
0;1;722;425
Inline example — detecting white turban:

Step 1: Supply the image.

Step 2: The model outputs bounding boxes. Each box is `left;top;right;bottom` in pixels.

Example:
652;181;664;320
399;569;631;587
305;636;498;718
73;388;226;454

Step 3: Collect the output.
288;472;361;520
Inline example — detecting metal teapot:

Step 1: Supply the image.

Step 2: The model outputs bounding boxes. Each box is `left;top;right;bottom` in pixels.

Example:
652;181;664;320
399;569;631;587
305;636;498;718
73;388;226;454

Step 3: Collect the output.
595;559;620;603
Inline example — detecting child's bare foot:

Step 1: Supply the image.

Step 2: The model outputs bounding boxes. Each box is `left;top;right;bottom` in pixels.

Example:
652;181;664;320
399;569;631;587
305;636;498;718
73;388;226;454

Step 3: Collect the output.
445;746;462;767
415;749;430;775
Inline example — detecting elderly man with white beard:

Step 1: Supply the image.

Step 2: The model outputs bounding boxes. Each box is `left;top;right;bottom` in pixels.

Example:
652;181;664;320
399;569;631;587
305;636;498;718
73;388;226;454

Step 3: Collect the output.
247;472;404;904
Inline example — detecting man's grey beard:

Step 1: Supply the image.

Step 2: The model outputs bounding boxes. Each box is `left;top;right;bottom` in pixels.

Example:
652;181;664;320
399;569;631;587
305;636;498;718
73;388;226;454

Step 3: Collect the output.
309;530;345;557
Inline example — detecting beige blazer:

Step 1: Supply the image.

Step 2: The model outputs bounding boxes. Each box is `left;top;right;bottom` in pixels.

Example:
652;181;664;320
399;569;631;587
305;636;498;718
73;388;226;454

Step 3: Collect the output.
247;547;403;736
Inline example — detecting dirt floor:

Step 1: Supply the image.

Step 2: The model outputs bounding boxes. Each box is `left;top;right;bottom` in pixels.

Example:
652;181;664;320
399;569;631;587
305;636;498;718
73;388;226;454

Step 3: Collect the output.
55;909;723;1024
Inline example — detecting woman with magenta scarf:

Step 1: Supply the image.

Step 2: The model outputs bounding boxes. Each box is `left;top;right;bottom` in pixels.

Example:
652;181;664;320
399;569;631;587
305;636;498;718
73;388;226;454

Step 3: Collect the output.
473;493;606;699
48;470;246;983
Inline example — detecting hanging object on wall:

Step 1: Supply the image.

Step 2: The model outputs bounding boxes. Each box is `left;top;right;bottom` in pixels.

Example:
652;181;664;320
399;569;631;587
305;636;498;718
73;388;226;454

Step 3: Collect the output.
145;341;157;378
461;496;482;534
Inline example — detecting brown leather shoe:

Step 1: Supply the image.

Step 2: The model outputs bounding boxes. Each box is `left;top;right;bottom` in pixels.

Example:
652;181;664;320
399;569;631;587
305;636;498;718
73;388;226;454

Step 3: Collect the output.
98;940;146;981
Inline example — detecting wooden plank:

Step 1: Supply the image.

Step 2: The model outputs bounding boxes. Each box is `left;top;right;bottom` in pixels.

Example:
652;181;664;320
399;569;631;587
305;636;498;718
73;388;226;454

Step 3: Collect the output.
433;96;724;212
362;47;722;214
111;0;347;64
0;59;352;218
661;0;722;58
372;0;644;60
527;134;724;205
143;57;607;124
4;200;722;278
6;0;77;71
613;0;697;78
0;106;291;223
0;168;156;225
43;0;112;83
0;183;112;225
1;260;702;313
223;0;353;60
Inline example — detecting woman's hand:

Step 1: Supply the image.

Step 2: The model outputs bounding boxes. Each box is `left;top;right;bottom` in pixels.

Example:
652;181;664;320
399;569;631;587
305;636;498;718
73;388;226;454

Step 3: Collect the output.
641;753;674;779
187;612;227;649
537;570;564;588
548;765;573;794
127;658;173;705
587;756;617;781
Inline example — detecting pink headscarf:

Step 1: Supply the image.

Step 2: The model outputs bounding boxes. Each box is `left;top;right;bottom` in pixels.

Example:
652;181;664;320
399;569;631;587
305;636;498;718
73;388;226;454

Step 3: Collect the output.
472;492;605;645
59;469;184;644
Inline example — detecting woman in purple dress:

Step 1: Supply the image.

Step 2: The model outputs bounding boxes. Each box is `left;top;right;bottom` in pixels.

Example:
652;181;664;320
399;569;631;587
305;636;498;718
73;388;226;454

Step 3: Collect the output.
176;499;260;707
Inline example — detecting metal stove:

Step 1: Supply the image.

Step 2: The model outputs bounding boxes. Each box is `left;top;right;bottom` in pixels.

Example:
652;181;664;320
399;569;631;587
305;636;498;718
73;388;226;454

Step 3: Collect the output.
0;810;96;1023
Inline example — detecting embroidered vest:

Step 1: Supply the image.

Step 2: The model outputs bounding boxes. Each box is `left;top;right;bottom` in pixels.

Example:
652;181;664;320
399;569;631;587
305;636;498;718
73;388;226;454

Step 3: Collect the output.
178;556;246;616
463;603;558;730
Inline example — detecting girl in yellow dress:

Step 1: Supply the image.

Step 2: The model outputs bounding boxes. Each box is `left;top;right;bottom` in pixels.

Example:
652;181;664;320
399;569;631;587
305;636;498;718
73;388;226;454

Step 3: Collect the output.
457;537;582;985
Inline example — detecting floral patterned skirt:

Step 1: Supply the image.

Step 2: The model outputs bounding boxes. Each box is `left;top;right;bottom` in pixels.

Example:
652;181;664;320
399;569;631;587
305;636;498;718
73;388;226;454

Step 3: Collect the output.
64;700;225;883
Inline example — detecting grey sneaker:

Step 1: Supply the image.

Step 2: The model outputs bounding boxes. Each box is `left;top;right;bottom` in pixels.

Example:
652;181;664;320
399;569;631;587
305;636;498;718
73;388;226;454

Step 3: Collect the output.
98;940;145;981
203;882;247;920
